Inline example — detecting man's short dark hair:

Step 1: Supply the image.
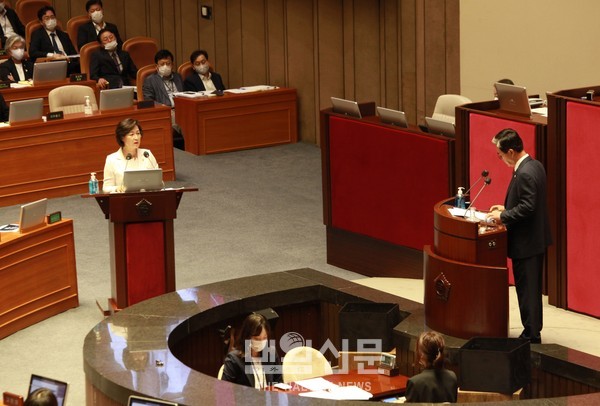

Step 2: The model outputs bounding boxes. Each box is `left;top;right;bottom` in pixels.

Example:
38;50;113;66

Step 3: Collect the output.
497;78;514;86
154;49;174;64
37;6;56;21
85;0;103;12
493;128;524;153
97;27;116;43
190;49;208;64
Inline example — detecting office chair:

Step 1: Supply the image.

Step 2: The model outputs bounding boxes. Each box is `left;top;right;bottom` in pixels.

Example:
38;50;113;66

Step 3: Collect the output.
282;346;333;383
432;94;472;124
48;84;97;114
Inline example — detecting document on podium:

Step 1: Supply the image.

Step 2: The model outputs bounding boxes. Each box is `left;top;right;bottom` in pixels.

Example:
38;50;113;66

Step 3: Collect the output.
448;207;488;222
298;385;373;400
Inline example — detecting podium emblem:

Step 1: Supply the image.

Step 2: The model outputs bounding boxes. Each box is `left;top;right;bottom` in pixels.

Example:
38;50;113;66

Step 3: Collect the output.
434;272;451;302
135;198;153;217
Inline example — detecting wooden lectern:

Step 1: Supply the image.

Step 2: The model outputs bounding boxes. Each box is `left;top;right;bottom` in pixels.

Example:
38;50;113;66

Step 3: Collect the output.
85;188;196;312
424;198;509;338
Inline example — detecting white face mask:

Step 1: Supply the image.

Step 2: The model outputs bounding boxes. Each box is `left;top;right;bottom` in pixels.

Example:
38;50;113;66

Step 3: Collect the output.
44;18;57;31
158;65;172;78
250;339;267;353
195;63;209;75
104;40;118;52
11;48;25;61
91;10;103;24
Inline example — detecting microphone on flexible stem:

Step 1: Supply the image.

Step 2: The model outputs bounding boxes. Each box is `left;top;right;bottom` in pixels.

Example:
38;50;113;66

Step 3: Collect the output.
465;169;489;196
143;150;157;169
464;177;492;219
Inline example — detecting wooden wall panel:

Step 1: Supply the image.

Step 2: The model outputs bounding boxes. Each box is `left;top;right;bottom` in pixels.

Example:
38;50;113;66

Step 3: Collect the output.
52;0;460;144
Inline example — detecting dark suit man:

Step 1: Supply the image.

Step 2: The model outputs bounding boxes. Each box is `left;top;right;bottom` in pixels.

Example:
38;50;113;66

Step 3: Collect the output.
183;49;226;92
77;0;122;51
488;128;552;344
0;5;25;47
90;28;136;89
28;6;79;74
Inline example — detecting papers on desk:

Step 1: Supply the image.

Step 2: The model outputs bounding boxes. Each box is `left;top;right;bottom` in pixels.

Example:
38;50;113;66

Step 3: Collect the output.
10;81;32;88
295;377;373;400
532;107;548;117
225;85;278;94
447;207;488;222
173;91;216;98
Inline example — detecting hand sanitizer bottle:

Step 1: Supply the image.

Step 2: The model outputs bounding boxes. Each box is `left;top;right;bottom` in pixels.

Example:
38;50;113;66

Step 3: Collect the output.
84;95;93;115
89;172;99;194
455;187;465;209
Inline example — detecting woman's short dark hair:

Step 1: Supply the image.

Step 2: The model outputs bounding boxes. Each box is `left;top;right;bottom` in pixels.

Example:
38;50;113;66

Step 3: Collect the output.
416;331;446;369
24;388;58;406
154;49;174;64
189;49;209;64
493;128;524;153
115;118;143;147
234;313;270;356
85;0;103;12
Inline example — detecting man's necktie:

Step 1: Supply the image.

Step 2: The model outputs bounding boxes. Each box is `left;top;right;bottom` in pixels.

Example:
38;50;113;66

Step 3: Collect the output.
111;52;122;73
50;33;61;54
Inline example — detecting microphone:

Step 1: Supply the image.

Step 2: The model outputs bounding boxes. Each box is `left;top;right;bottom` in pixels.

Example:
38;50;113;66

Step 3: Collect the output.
124;153;132;171
464;177;492;219
465;169;489;196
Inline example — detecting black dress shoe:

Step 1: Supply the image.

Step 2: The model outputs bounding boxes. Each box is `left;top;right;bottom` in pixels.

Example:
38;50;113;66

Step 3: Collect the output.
518;334;541;344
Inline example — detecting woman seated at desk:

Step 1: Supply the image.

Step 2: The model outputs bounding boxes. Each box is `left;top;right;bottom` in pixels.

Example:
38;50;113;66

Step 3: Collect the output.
0;35;33;82
222;313;282;389
102;118;158;193
405;331;457;403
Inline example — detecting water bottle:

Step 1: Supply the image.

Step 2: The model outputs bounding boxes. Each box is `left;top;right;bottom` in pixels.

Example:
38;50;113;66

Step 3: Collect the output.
84;95;93;115
88;172;98;194
454;187;465;209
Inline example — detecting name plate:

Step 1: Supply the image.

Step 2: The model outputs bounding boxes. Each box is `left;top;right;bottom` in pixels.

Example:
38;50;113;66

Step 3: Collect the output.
70;73;87;82
47;111;64;121
47;211;62;224
137;100;155;109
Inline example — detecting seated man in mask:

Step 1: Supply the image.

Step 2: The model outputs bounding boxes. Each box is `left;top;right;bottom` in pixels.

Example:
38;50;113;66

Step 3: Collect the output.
142;49;185;149
183;49;226;92
29;6;80;74
90;27;137;89
0;1;25;47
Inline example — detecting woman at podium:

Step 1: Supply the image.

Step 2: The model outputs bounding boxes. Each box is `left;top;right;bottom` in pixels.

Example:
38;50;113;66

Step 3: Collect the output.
102;118;159;193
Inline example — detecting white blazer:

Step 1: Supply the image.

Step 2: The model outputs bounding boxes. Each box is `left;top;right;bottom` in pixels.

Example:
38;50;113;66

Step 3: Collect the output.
102;148;159;193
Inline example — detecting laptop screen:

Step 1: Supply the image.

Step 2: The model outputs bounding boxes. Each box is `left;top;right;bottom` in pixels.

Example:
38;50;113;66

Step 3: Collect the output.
32;60;68;84
28;374;68;406
8;98;44;124
122;169;163;192
99;87;135;111
128;395;178;406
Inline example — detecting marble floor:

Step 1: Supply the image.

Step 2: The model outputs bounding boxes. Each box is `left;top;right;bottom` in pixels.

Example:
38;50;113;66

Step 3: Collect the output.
354;277;600;358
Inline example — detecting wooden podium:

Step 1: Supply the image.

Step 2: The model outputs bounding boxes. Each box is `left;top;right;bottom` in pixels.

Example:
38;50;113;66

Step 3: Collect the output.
85;188;196;312
424;198;509;338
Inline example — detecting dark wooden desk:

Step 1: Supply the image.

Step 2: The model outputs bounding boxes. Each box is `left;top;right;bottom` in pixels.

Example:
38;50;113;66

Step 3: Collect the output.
279;370;407;400
174;87;297;155
0;219;78;340
0;105;174;207
0;79;97;114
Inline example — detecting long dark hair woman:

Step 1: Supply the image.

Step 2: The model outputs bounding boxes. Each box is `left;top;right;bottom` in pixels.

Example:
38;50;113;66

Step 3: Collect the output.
405;331;458;403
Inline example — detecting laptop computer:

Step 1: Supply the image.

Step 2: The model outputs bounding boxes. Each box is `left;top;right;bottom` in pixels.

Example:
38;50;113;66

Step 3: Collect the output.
28;374;68;406
99;87;135;111
494;82;532;116
425;116;455;137
19;198;47;233
331;97;362;118
128;395;178;406
122;168;163;192
8;98;44;124
32;60;68;84
377;107;408;128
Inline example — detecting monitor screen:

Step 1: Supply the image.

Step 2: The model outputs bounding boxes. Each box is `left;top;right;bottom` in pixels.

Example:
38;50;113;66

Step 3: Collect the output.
28;374;68;406
425;116;455;137
8;98;44;124
331;97;362;118
377;107;408;128
99;87;135;111
128;395;178;406
32;60;67;84
19;198;47;233
494;82;532;116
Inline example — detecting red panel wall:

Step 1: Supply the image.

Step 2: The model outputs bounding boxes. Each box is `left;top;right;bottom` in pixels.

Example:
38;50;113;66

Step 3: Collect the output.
329;117;450;250
565;102;600;317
